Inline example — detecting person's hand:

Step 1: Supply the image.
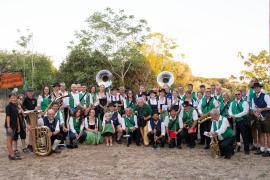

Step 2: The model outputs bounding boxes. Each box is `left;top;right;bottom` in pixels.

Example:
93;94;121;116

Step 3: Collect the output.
256;108;263;113
154;136;158;141
231;115;236;119
184;124;188;129
7;127;13;133
48;131;52;137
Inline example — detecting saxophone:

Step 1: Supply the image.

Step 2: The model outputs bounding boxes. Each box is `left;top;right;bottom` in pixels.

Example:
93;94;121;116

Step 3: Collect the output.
210;135;220;158
26;111;52;156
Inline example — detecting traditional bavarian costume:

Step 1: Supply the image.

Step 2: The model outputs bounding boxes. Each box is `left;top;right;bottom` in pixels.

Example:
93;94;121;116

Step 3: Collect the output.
102;119;114;136
37;94;51;112
124;114;140;145
69;92;80;114
220;100;232;126
95;92;109;121
147;118;165;148
165;115;181;148
69;116;87;144
84;117;102;144
210;116;234;158
43;116;62;150
79;91;90;108
158;96;169;121
148;98;159;114
228;98;250;153
124;97;136;111
171;96;181;112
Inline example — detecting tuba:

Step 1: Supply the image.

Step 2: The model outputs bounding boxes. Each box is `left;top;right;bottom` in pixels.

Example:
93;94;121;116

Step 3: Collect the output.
157;71;174;87
25;110;52;156
96;70;112;88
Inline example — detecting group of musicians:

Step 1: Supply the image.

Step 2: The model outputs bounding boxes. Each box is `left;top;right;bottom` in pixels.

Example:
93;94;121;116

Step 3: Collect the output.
4;78;270;160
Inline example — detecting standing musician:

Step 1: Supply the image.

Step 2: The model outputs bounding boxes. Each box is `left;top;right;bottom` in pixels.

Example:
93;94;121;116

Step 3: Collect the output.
187;83;197;101
178;85;186;102
198;88;219;149
95;84;109;120
89;86;97;108
41;109;62;153
251;83;270;157
207;109;234;159
124;89;136;112
68;84;81;115
147;112;165;148
118;86;126;115
210;84;216;97
179;101;198;148
219;91;232;125
109;87;124;114
215;87;223;103
171;89;181;114
165;108;181;149
228;90;250;154
123;108;140;146
199;84;206;96
158;88;169;121
136;84;147;100
60;82;69;128
79;84;90;110
148;90;159;114
135;97;152;146
51;82;62;101
37;85;51;112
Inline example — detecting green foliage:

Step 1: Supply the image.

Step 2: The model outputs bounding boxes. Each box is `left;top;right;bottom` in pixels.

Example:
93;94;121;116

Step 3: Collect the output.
0;51;57;90
238;50;270;92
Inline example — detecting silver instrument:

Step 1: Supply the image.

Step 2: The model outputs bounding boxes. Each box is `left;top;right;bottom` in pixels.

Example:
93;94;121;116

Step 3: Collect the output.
96;70;112;88
157;71;174;87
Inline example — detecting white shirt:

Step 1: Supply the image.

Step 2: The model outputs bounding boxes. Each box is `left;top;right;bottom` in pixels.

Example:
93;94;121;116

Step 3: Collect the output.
60;91;69;108
55;110;64;125
102;119;114;129
158;97;168;111
147;120;166;136
148;98;158;105
37;95;50;108
251;92;270;110
68;92;80;107
179;108;198;128
69;117;85;134
102;112;126;129
228;99;249;118
40;118;60;132
210;116;230;140
198;97;220;115
123;115;138;128
164;115;181;128
84;117;99;129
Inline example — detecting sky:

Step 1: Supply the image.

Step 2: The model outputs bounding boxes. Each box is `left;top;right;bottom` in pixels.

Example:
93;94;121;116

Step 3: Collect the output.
0;0;268;78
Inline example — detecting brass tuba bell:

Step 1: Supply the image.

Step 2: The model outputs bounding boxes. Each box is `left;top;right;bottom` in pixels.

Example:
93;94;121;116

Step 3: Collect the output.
157;71;174;87
96;70;112;88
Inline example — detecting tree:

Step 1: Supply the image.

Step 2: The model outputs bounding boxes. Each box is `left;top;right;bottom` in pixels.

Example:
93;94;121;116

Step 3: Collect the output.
71;7;150;85
238;50;270;92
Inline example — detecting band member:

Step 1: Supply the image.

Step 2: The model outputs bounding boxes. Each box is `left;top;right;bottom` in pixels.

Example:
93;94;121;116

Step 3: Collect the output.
102;112;115;147
210;84;216;97
51;82;61;101
147;112;165;148
251;83;270;157
124;89;136;111
95;84;109;120
13;95;28;155
195;92;203;111
5;93;22;160
241;86;248;101
148;90;158;114
171;89;181;114
84;109;102;145
228;90;250;154
199;84;206;96
165;108;181;149
118;86;126;114
135;97;152;146
207;109;234;159
79;84;90;109
158;89;169;121
136;84;146;100
37;85;51;112
41;109;62;153
105;103;125;144
68;84;80;115
60;82;69;126
198;88;219;149
220;91;231;125
69;108;87;148
184;91;195;107
178;85;185;101
109;87;124;114
89;85;97;107
123;108;140;146
179;101;198;148
215;87;223;103
187;83;197;101
163;83;172;100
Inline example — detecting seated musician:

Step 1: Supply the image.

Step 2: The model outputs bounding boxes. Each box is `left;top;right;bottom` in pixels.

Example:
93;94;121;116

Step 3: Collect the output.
165;108;181;149
51;102;68;145
207;109;234;159
68;108;87;148
179;101;198;148
123;108;140;146
104;103;125;144
147;111;165;148
41;109;62;153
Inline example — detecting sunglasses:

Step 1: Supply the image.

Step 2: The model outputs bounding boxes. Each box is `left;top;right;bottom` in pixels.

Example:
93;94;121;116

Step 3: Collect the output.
235;94;241;96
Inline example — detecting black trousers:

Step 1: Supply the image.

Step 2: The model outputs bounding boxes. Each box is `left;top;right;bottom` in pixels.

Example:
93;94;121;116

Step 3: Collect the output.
125;128;140;145
200;120;211;146
219;137;234;157
236;120;250;152
51;134;62;145
180;129;196;147
63;107;69;125
147;132;165;147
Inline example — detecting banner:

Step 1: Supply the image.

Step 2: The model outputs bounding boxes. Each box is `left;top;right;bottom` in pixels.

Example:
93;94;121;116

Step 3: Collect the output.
0;72;24;89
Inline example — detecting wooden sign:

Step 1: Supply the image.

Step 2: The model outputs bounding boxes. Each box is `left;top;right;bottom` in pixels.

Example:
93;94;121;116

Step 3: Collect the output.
0;72;24;89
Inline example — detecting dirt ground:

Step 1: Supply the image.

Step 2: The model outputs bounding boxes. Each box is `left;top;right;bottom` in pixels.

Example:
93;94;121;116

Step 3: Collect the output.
1;113;270;180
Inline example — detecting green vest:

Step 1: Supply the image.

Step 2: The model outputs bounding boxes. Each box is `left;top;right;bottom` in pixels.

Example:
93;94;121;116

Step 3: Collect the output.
183;108;194;128
216;95;223;103
55;111;61;122
231;99;247;122
213;117;234;139
41;96;51;112
201;97;215;114
91;92;97;104
220;101;230;118
168;116;180;131
69;93;75;108
135;104;152;118
73;117;80;132
248;88;255;108
126;98;135;110
124;115;135;130
182;91;197;101
79;92;90;106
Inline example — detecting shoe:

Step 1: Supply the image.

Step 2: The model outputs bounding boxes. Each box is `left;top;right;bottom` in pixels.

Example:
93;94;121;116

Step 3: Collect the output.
116;140;122;144
254;150;263;155
153;144;157;149
22;148;30;153
52;149;61;153
198;141;204;145
245;151;250;155
251;146;257;151
204;146;210;149
8;155;21;160
236;146;241;152
177;146;182;149
14;150;20;157
136;143;141;146
262;151;270;157
224;155;231;159
27;145;33;152
66;145;74;149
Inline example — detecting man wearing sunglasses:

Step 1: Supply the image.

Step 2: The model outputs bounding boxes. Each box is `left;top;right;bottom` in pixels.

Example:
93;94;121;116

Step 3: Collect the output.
229;90;250;154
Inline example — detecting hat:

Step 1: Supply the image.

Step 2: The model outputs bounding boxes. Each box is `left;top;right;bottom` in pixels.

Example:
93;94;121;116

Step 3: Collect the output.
159;88;167;94
53;82;60;87
182;101;191;107
253;82;263;88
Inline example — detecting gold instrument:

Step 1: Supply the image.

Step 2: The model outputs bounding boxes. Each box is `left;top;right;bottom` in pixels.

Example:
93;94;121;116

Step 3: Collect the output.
194;113;211;125
210;135;220;158
43;94;70;113
26;111;52;156
96;69;113;88
252;107;265;121
157;71;174;87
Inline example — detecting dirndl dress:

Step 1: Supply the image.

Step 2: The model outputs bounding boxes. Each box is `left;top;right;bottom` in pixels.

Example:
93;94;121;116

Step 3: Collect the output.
102;120;114;136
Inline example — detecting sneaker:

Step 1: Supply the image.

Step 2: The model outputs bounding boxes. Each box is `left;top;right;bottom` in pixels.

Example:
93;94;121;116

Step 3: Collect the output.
14;150;20;157
262;151;270;157
251;146;257;151
8;155;21;160
52;149;61;153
